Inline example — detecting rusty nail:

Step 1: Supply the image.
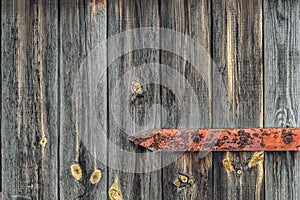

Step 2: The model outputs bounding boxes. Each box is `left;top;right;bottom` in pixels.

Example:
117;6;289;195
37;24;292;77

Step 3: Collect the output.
282;129;294;144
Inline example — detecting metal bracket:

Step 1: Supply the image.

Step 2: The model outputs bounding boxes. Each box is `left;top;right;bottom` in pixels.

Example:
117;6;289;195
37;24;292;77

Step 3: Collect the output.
129;128;300;151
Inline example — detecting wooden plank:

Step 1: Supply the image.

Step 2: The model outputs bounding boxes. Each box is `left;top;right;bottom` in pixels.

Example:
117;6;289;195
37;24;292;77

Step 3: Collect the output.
212;0;264;199
1;0;59;199
107;0;161;199
59;0;107;199
0;48;1;200
264;0;300;199
160;0;213;199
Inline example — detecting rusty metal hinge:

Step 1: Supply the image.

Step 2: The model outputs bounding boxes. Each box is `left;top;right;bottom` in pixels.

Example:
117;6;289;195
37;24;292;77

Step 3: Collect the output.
129;128;300;151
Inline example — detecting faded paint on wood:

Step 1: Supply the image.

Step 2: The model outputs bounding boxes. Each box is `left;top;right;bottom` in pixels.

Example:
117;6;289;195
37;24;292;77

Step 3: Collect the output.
1;0;59;199
212;0;264;199
160;0;213;199
264;0;300;199
59;0;107;199
107;0;162;199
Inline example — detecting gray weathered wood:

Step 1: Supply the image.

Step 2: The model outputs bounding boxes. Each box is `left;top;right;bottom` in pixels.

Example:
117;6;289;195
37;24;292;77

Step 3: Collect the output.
2;1;300;199
160;0;213;199
1;0;59;199
107;0;161;199
264;0;300;199
212;0;264;199
59;0;107;199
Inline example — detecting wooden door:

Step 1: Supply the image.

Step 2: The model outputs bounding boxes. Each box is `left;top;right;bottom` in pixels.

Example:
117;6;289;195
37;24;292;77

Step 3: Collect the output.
1;0;300;199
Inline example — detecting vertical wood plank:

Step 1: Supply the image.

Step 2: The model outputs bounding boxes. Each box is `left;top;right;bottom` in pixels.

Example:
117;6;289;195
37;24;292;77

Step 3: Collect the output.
1;0;59;199
212;0;264;199
59;0;107;199
108;0;161;199
264;0;300;199
160;0;213;199
59;1;87;198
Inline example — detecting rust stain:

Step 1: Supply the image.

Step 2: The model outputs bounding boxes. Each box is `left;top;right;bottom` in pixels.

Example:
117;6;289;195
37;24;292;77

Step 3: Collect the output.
129;128;300;151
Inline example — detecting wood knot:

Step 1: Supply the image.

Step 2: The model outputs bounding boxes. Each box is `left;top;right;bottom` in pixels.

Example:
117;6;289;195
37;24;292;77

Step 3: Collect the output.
173;173;194;188
132;81;143;95
90;169;102;184
70;164;82;180
40;137;47;148
109;189;122;200
222;158;234;173
173;179;181;187
109;175;123;200
248;151;264;168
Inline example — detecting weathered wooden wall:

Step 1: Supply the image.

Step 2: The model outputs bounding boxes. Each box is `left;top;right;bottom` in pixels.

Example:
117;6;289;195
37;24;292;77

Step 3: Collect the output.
1;0;299;200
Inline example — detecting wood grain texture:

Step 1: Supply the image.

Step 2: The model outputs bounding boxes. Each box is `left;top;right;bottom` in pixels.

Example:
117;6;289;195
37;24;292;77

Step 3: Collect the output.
1;0;59;199
2;1;300;199
59;0;107;199
107;0;161;199
160;0;213;199
212;0;264;199
264;0;300;199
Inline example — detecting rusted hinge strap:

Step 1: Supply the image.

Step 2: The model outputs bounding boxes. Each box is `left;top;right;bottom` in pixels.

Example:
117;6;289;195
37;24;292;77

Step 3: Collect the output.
129;128;300;151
